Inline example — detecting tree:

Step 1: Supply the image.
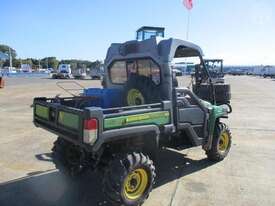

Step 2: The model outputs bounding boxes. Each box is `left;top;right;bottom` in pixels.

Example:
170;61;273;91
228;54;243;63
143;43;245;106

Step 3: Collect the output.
41;57;59;69
90;60;102;69
22;59;33;66
0;60;4;68
95;60;102;68
48;57;59;69
13;59;21;68
31;59;39;67
0;44;17;59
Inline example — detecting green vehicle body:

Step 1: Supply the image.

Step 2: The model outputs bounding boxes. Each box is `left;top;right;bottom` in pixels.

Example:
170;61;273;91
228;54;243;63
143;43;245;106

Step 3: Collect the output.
202;100;230;148
35;101;226;134
33;36;232;206
33;94;230;154
104;111;170;130
103;105;226;138
34;36;232;154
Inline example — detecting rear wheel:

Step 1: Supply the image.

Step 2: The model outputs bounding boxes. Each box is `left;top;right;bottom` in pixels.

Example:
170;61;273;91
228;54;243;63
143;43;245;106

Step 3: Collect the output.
52;137;85;177
206;123;232;161
103;152;156;206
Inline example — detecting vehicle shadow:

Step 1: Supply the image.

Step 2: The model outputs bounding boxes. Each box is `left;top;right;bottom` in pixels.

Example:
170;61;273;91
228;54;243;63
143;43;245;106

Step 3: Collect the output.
0;149;215;206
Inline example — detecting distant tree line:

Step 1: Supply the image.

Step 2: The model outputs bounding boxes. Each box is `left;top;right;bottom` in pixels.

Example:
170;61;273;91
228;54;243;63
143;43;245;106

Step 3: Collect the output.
59;59;102;71
0;44;102;71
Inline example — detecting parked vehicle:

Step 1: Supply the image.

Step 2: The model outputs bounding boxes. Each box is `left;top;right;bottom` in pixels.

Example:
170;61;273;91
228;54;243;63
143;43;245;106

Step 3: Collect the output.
33;37;232;206
90;67;103;79
52;64;72;79
2;67;17;74
193;59;231;105
172;68;183;76
21;64;32;73
204;59;224;83
73;68;87;79
249;66;263;76
227;68;246;76
37;68;51;73
262;66;275;78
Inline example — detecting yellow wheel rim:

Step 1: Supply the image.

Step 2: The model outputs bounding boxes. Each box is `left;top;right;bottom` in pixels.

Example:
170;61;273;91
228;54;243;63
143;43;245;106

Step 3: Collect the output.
127;89;145;106
219;131;230;152
123;168;149;200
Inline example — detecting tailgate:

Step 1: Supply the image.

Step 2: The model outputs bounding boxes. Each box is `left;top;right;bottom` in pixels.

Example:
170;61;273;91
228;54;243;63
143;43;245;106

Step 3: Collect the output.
33;97;85;140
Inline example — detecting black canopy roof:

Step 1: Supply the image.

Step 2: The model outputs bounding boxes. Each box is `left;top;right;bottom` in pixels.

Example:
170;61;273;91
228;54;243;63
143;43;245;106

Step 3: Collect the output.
105;37;204;65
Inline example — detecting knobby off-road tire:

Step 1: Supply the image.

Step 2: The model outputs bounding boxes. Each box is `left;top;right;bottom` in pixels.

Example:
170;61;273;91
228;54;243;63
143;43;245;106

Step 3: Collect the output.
214;84;231;105
51;137;84;177
124;75;161;106
103;152;156;206
193;84;231;105
206;123;232;161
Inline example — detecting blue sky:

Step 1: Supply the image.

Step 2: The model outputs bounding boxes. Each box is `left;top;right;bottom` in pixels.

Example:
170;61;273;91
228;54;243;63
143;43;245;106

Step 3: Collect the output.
1;0;275;65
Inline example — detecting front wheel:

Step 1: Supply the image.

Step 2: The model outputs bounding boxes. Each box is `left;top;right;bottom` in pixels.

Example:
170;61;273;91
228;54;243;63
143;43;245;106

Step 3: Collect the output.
206;123;232;161
103;152;156;206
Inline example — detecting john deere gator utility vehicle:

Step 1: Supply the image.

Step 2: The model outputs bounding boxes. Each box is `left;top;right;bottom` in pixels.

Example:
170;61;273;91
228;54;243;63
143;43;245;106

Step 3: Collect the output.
204;59;225;83
33;37;232;206
192;58;231;105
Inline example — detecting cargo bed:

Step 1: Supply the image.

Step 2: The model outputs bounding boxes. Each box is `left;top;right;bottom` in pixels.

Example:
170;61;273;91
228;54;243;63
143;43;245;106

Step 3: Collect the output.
33;96;171;150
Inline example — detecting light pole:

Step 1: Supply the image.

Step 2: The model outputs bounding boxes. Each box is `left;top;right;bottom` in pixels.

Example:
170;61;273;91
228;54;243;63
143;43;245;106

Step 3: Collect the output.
8;47;12;68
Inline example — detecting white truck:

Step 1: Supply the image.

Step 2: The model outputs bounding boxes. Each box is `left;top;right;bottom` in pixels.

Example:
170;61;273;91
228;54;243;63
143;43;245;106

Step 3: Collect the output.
52;64;72;79
262;66;275;78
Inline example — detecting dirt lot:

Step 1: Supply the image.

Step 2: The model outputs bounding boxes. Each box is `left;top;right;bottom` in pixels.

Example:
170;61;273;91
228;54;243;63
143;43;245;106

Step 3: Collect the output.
0;76;275;206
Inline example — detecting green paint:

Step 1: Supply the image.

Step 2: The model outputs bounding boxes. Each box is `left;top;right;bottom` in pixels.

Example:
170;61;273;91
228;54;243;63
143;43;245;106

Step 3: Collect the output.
104;111;170;130
201;100;228;136
35;105;49;120
208;104;228;136
58;111;79;130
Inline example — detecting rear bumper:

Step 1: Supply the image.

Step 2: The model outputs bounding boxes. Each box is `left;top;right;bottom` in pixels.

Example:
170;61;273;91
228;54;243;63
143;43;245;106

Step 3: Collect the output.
34;120;94;153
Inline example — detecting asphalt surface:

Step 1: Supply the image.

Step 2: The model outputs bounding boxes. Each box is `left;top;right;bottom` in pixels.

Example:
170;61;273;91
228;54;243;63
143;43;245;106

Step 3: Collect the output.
0;76;275;206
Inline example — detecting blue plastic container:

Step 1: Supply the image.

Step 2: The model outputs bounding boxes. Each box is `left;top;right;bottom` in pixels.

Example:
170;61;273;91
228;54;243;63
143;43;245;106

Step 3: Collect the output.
83;88;123;108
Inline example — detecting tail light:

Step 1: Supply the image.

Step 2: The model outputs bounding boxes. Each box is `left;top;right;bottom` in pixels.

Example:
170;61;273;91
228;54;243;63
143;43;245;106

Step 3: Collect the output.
83;118;98;145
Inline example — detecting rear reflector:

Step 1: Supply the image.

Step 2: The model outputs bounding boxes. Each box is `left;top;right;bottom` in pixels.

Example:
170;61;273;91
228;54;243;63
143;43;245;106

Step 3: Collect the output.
83;119;98;145
84;119;98;130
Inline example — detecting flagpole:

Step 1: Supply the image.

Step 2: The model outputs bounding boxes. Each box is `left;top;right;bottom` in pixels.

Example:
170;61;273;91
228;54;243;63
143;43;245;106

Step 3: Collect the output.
186;10;191;40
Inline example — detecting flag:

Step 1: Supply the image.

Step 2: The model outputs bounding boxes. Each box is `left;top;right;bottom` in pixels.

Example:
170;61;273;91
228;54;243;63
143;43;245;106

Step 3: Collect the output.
183;0;193;10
